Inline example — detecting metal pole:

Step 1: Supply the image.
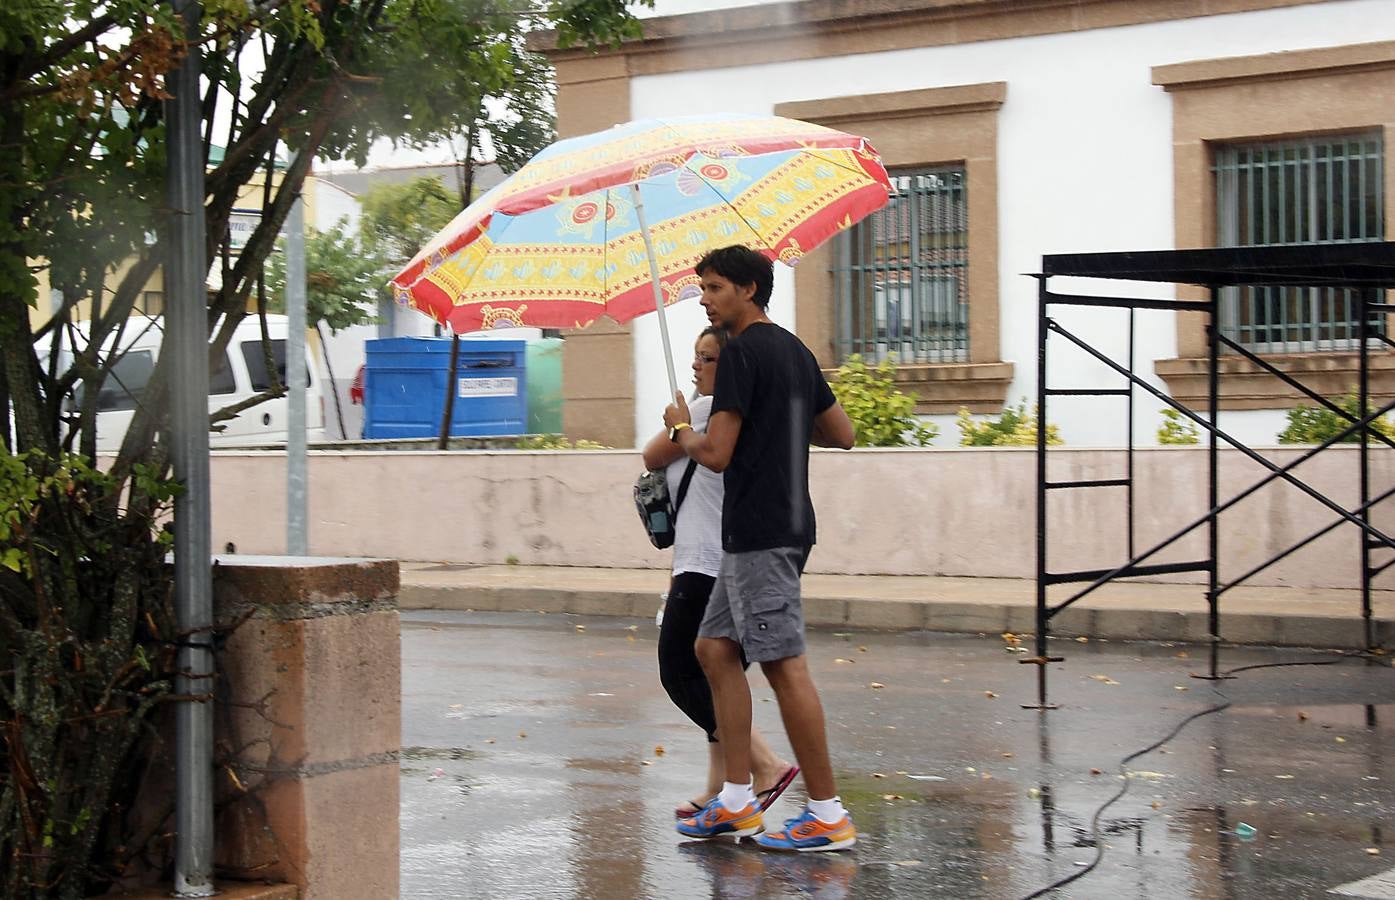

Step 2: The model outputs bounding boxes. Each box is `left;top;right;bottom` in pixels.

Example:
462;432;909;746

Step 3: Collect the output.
1127;307;1135;560
1360;294;1373;648
1207;288;1221;680
1035;275;1050;708
165;0;215;893
630;183;679;399
286;164;307;556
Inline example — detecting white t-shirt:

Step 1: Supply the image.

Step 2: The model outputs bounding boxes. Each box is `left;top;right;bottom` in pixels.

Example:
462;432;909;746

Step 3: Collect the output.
666;394;724;578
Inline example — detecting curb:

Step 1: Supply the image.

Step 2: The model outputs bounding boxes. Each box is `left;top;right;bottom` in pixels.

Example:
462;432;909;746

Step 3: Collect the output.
398;582;1393;650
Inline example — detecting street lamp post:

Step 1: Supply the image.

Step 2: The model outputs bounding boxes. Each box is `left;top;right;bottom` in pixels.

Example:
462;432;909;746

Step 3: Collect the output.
165;0;215;894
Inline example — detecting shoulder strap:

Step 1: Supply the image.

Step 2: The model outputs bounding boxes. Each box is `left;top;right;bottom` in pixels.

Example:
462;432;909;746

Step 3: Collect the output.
671;458;699;519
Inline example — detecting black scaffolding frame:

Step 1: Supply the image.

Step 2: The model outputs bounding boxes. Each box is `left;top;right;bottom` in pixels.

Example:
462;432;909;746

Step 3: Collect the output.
1029;242;1395;708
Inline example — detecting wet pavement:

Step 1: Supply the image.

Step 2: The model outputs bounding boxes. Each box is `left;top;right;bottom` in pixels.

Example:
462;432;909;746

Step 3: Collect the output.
400;610;1395;899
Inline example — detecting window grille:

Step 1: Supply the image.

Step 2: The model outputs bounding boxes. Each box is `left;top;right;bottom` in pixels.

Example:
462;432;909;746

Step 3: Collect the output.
1214;133;1384;352
831;166;968;364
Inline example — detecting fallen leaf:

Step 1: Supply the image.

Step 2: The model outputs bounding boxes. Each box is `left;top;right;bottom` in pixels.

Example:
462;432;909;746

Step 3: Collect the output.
871;772;887;778
1151;801;1163;809
574;624;586;632
1075;636;1090;643
881;793;903;801
985;691;999;699
1335;736;1347;743
981;773;993;780
1174;685;1190;691
834;658;854;664
625;625;639;632
870;682;886;689
1367;848;1381;855
1298;711;1309;721
1002;752;1015;759
484;739;495;744
1090;768;1103;776
626;635;636;643
1027;787;1041;799
654;745;665;756
858;645;868;652
519;731;527;739
1001;632;1022;644
448;704;463;710
640;760;652;767
1089;674;1120;685
1275;774;1295;780
226;767;246;792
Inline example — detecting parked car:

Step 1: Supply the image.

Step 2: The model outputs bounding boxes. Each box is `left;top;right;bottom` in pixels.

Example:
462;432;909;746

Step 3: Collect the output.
38;314;326;451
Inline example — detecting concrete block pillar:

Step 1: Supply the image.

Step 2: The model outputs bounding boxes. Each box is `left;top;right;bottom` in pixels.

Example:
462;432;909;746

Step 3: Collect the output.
211;556;400;900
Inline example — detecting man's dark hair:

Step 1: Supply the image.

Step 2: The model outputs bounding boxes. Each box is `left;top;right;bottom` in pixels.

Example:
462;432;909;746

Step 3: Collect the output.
695;245;774;309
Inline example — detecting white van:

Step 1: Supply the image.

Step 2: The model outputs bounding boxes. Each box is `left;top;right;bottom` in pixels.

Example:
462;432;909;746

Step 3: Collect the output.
47;314;326;451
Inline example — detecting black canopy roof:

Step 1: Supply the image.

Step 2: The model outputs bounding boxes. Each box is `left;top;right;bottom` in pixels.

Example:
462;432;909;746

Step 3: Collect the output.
1041;242;1395;289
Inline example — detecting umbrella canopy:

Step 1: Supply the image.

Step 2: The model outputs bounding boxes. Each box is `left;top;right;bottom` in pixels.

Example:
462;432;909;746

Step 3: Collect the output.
390;114;891;333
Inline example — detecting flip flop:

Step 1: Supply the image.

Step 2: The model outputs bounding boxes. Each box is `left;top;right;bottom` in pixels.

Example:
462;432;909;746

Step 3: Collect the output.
673;798;709;820
755;766;800;812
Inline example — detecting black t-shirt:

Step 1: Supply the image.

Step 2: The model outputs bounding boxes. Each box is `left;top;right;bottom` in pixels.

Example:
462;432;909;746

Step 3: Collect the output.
710;321;836;553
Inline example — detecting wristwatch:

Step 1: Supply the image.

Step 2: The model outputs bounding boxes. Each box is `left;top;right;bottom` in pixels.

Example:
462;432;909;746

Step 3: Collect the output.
668;422;692;442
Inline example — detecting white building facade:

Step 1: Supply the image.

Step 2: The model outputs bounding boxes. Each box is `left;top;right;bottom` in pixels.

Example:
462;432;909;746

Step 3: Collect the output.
542;0;1395;449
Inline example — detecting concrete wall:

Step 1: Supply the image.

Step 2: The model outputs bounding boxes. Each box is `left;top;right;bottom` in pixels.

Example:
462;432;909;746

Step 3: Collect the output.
213;557;400;900
211;446;1395;590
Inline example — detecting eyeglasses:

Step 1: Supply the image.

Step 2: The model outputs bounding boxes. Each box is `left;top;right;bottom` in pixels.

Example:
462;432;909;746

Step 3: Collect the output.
693;354;719;365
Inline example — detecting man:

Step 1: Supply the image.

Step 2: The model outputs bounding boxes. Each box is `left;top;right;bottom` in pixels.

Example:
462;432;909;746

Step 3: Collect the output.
663;244;857;852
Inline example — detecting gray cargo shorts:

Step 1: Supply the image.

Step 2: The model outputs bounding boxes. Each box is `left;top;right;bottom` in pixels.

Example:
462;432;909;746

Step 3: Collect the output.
697;546;810;663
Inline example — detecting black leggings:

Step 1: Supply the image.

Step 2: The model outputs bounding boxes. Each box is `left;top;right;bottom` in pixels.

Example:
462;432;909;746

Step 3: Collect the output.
658;571;739;743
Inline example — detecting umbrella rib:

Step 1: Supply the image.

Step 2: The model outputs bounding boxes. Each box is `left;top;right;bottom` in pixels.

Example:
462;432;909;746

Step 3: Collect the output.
679;158;782;252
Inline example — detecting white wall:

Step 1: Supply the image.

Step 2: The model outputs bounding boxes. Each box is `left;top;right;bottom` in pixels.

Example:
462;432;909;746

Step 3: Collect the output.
625;0;1395;448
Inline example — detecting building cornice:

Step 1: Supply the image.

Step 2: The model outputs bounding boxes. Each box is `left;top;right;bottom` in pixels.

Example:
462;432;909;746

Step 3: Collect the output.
1153;39;1395;90
534;0;1332;79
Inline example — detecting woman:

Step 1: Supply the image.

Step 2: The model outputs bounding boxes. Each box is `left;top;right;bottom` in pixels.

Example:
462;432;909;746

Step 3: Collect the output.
642;326;799;819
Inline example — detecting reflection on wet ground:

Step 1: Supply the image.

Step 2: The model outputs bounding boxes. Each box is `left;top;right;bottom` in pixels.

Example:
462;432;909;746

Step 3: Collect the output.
400;611;1395;898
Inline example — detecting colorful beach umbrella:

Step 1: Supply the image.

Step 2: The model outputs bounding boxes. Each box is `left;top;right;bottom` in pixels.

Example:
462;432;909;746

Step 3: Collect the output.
390;114;892;395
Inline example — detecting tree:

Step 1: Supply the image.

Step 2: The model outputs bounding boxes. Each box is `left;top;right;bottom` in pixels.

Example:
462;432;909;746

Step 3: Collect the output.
360;176;462;268
265;217;387;333
0;2;645;894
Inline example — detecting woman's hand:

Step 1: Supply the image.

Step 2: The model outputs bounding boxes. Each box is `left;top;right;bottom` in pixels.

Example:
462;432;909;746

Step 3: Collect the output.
663;392;691;429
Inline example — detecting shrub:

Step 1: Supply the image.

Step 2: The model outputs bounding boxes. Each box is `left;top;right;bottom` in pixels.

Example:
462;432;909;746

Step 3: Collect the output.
957;399;1062;446
516;434;609;450
828;355;938;447
1157;408;1200;445
1277;390;1395;444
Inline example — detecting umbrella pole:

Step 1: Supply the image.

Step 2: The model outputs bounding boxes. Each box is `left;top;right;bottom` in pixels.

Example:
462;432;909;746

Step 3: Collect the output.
630;183;680;400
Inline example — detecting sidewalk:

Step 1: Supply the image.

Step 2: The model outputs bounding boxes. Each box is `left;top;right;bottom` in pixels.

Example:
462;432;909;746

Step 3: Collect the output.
399;562;1395;649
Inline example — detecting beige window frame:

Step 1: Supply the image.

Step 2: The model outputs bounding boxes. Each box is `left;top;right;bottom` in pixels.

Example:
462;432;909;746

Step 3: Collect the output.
1153;41;1395;409
775;82;1012;414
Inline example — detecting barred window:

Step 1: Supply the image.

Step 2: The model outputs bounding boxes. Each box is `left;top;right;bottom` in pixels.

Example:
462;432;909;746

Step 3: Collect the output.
1215;133;1384;351
831;166;968;364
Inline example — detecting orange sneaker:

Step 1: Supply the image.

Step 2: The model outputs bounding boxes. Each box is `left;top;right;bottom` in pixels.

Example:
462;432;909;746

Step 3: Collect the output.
754;807;856;852
676;796;764;840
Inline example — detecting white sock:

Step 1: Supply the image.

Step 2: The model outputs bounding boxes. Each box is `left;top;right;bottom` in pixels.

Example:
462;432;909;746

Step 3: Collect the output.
807;796;846;824
719;781;755;811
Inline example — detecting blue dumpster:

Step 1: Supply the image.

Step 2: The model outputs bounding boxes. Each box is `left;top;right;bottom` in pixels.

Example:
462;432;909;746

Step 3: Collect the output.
362;337;527;438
